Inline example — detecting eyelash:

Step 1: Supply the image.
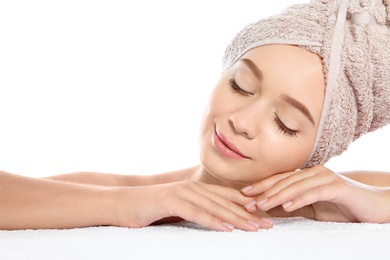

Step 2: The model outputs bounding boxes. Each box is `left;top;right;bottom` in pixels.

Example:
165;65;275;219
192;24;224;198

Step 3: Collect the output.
228;78;253;96
228;78;298;138
274;113;298;137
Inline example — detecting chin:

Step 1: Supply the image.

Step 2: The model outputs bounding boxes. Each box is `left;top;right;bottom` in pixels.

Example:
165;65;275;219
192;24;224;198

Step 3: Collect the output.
201;156;256;185
199;139;262;185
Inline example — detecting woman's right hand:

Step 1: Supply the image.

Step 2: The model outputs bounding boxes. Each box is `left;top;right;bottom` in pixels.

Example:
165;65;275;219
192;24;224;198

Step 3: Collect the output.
113;180;273;232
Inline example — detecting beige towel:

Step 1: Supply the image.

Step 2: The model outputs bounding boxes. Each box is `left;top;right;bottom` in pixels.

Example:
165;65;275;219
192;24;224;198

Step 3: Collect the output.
222;0;390;167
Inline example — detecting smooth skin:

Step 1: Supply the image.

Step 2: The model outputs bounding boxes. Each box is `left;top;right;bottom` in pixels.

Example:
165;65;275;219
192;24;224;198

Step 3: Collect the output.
242;165;390;224
0;169;269;231
3;44;324;231
2;45;390;231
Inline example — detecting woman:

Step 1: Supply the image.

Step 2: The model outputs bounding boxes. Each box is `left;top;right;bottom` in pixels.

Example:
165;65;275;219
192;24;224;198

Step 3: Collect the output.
1;44;306;232
1;0;390;231
224;0;390;224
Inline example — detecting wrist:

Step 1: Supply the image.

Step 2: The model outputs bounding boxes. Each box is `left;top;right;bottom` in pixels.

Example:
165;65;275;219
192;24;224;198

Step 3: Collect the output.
88;186;122;227
380;188;390;223
47;184;120;228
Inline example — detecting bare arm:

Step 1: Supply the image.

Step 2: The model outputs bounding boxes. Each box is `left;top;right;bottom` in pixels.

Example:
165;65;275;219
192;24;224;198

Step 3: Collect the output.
1;170;270;231
0;170;117;230
43;171;150;186
341;171;390;187
43;167;194;186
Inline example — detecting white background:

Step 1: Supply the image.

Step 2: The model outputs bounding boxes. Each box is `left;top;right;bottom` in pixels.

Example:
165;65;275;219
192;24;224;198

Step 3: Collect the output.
0;0;389;178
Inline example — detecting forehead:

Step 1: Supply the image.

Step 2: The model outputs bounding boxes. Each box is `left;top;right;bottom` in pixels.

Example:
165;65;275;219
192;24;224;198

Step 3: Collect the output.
241;44;324;84
240;44;325;124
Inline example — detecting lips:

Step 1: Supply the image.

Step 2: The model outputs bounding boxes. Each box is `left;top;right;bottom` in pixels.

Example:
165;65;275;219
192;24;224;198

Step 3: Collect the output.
213;130;249;159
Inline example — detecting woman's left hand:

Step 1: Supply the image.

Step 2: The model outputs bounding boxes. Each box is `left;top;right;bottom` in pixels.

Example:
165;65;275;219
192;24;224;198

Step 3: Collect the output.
241;165;390;223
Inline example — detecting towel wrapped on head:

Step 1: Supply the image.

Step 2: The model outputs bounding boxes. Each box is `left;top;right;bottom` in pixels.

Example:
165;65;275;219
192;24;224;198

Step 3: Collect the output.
222;0;390;167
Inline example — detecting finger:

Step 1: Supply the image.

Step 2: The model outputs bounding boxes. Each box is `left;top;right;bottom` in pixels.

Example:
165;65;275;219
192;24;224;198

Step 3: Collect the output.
281;185;339;212
256;173;333;211
172;200;236;232
256;171;321;210
186;183;272;230
200;183;274;228
241;170;300;197
202;183;254;206
171;195;259;231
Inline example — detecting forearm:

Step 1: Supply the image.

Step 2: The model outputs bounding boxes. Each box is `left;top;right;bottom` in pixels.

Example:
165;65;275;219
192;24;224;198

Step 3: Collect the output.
44;171;127;186
341;171;390;187
43;171;152;186
0;171;118;230
43;167;192;187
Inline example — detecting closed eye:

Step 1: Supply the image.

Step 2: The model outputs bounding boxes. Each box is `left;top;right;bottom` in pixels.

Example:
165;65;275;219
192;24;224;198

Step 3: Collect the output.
274;113;298;137
228;78;254;97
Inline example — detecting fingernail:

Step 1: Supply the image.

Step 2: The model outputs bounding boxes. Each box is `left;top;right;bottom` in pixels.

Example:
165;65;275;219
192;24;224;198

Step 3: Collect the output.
283;201;293;208
241;186;253;193
222;222;234;231
244;200;257;210
261;218;274;225
247;220;260;229
256;198;268;206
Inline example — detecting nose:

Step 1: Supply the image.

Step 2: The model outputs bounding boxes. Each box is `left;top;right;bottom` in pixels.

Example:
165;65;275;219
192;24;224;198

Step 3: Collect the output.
229;105;259;139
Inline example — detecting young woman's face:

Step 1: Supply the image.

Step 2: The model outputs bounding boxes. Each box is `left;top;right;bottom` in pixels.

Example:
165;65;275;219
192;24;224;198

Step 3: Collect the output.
199;44;325;185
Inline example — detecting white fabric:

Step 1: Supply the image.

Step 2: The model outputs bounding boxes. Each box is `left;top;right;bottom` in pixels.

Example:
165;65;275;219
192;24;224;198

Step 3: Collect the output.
1;217;389;260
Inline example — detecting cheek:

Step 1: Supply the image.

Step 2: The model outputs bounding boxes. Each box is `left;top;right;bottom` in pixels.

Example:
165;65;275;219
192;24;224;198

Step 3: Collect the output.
200;86;231;125
198;89;223;144
252;131;314;176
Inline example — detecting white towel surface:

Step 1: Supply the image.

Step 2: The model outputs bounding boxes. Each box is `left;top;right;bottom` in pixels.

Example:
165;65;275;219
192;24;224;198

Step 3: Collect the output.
1;217;389;260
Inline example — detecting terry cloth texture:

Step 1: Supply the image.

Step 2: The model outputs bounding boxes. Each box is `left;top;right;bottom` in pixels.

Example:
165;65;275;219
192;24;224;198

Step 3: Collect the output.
1;218;390;260
222;0;390;167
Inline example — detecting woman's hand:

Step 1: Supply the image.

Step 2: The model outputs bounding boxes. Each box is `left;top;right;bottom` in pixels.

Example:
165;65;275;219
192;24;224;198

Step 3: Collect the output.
113;180;273;232
241;165;390;223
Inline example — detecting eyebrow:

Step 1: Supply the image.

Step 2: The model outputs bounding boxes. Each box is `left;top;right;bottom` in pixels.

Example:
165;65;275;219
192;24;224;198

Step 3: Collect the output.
280;94;315;125
240;58;314;126
241;58;263;81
